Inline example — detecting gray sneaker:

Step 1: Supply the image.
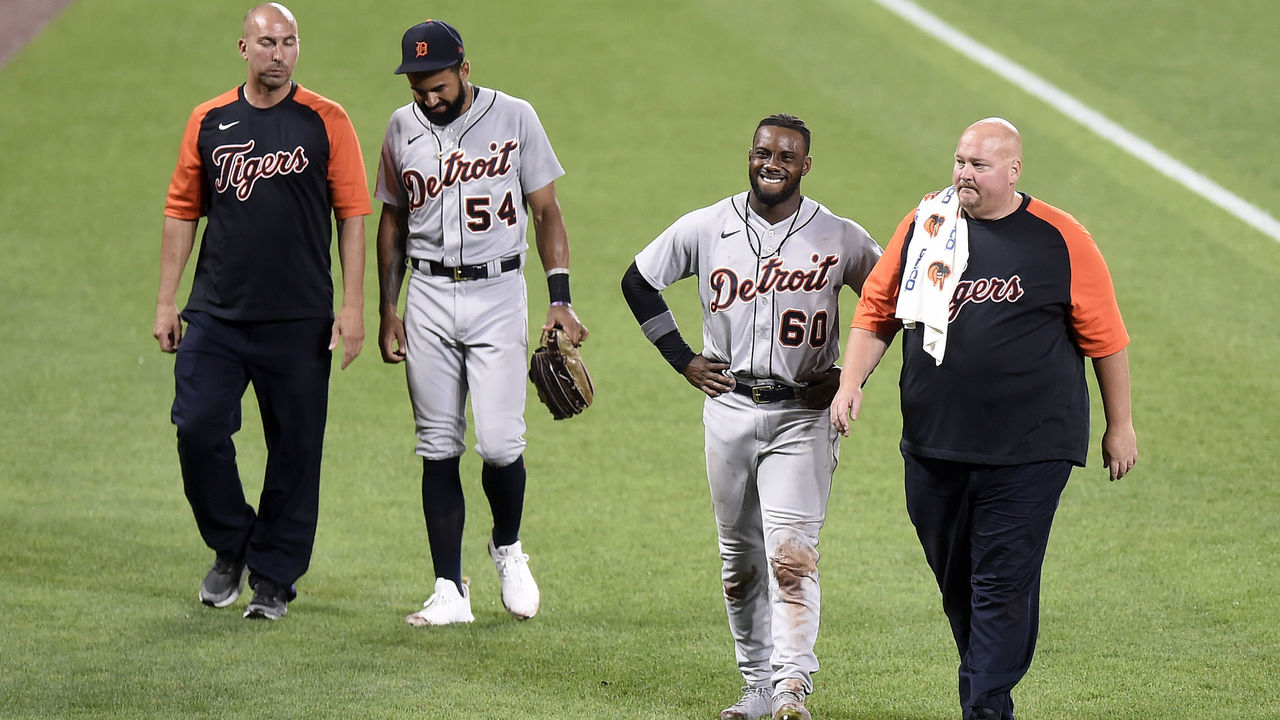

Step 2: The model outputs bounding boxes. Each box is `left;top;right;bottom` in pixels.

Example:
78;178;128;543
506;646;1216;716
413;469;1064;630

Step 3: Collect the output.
199;558;247;608
720;686;771;719
243;579;289;620
772;689;811;720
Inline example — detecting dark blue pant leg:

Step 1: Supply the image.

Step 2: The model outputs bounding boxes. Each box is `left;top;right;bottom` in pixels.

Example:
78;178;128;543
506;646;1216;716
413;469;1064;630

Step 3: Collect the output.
903;452;1070;720
903;453;976;709
964;461;1069;719
244;318;332;588
172;311;255;561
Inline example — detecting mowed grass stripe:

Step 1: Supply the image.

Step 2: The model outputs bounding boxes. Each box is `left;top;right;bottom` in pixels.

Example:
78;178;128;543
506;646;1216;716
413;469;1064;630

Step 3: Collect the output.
874;0;1280;243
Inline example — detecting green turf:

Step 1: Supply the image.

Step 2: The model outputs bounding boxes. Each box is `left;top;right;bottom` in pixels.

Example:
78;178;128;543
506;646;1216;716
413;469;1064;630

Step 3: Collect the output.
1;1;1276;718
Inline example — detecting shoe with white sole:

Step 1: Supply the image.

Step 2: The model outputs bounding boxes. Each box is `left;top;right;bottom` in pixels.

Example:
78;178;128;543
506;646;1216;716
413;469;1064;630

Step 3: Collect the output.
720;686;772;719
488;540;540;619
406;577;474;626
199;558;247;608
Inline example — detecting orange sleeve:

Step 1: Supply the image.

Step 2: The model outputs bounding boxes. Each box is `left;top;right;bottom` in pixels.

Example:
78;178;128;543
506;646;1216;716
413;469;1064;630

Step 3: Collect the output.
1027;199;1129;357
164;95;222;220
850;208;914;334
299;89;371;220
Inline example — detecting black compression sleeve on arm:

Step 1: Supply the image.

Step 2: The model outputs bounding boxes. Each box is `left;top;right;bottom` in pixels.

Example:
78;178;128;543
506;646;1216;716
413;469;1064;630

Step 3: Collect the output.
620;262;697;373
652;330;697;373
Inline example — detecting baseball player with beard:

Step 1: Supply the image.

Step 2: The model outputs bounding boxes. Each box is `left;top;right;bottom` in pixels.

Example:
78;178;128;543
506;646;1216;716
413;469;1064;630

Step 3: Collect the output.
375;20;587;626
621;115;881;720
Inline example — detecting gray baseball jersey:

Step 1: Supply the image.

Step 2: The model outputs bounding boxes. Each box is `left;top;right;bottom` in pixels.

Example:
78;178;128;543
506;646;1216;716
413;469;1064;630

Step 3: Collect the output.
634;192;882;385
375;86;563;265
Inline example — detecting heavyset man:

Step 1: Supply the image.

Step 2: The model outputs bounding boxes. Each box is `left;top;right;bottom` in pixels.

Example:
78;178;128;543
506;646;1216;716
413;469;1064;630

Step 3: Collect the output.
831;117;1138;720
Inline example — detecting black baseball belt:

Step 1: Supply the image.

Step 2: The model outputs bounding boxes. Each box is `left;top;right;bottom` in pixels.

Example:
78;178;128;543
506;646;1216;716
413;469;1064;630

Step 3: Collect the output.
731;382;796;404
410;255;521;281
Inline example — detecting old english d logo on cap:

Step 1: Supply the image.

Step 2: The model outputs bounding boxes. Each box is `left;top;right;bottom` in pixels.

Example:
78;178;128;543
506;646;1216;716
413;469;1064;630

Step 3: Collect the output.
395;19;465;74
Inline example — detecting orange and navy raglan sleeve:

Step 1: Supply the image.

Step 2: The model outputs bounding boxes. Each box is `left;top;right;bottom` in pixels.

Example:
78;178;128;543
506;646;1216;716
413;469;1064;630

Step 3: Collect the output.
1029;199;1129;358
164;105;211;220
850;208;915;335
314;96;371;220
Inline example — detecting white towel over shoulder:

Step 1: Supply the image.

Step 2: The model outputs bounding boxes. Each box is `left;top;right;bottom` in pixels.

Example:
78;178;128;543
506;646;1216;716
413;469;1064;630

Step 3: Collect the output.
895;186;968;365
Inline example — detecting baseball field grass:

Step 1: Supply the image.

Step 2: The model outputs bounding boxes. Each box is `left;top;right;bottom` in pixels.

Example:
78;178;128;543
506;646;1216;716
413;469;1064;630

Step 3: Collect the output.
1;1;1276;718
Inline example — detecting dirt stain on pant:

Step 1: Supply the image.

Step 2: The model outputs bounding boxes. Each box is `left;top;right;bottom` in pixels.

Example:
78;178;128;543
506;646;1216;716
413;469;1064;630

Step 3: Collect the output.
771;536;818;600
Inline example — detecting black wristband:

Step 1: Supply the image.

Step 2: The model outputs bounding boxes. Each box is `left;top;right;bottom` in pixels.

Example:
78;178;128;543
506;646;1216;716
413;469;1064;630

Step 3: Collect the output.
547;273;571;304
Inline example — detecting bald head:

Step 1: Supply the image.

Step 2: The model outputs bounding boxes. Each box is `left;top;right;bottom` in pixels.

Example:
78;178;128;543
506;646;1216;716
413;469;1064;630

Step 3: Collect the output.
244;3;297;38
239;3;299;105
952;117;1023;220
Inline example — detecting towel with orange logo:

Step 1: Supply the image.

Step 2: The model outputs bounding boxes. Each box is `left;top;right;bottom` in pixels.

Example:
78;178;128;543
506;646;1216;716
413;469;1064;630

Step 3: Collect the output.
895;186;969;365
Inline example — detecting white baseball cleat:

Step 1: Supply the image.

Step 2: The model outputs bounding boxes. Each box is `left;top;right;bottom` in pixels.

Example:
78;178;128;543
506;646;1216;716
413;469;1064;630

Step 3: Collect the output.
405;577;474;626
488;540;540;620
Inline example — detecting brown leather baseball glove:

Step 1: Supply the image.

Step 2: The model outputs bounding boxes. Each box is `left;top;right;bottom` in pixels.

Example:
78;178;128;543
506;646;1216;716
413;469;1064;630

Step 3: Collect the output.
528;328;594;420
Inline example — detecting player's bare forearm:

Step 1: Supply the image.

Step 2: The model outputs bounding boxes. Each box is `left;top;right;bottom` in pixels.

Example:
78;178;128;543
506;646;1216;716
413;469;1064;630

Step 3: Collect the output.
153;216;198;352
335;216;366;315
830;328;893;435
527;183;586;342
330;216;366;369
684;355;733;398
527;183;569;271
374;204;409;363
1093;348;1137;480
375;203;409;318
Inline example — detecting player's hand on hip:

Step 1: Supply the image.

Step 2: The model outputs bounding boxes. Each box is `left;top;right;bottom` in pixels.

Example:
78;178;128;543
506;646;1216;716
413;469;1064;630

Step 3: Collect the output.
829;386;864;437
1101;422;1138;481
683;355;733;398
153;305;183;353
544;304;588;345
378;313;407;364
331;305;365;370
795;367;842;410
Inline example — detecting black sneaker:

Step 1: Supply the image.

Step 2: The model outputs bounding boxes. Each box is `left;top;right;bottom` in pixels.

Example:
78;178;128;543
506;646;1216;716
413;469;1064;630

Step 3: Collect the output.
199;558;247;608
243;579;290;620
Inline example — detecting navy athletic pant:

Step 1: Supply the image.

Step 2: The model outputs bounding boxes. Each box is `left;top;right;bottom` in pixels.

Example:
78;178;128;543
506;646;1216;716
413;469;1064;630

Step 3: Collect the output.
171;310;332;588
902;451;1071;720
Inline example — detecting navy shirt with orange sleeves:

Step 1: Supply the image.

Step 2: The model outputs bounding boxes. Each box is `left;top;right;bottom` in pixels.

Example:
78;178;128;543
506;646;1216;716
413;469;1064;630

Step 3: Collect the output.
852;193;1128;467
165;82;371;322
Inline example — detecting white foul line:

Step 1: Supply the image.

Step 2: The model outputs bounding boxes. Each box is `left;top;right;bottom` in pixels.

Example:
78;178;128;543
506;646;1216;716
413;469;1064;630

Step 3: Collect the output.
872;0;1280;243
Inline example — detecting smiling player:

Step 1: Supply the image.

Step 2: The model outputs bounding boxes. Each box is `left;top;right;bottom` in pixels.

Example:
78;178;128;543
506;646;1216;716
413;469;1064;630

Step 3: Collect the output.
621;115;881;720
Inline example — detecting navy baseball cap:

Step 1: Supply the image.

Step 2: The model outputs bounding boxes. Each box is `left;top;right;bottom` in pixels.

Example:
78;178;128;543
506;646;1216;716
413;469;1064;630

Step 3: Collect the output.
395;19;465;74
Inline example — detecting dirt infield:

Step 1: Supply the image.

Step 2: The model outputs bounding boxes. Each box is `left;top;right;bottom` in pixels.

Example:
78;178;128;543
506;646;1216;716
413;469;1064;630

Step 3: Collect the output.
0;0;76;69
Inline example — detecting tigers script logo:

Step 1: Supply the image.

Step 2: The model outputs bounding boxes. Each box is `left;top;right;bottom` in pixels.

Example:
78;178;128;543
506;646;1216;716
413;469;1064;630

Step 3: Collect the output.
401;140;519;210
212;141;309;201
709;254;840;313
948;275;1024;321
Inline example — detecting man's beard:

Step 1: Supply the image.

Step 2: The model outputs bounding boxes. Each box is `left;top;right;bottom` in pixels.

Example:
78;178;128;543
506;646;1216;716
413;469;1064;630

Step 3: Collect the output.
749;171;801;207
418;91;466;127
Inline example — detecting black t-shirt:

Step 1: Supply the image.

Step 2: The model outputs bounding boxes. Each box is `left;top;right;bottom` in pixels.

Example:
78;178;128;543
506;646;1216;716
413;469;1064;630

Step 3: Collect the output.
164;83;370;321
853;194;1129;467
